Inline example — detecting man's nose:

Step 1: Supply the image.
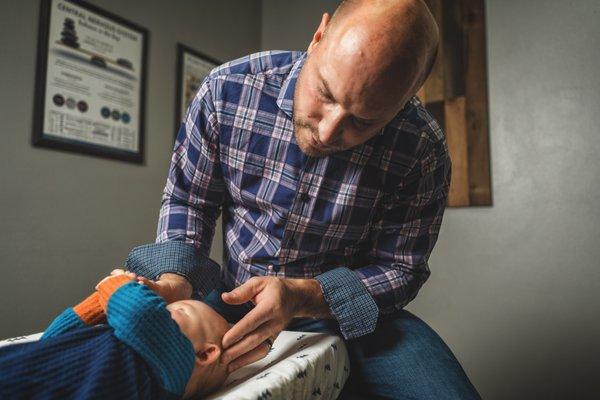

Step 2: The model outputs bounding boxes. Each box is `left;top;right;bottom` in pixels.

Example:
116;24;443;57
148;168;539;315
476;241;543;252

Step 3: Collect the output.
318;106;344;146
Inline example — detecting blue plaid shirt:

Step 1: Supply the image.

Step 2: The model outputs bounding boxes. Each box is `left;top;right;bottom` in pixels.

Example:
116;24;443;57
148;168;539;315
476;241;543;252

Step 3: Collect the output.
126;50;451;340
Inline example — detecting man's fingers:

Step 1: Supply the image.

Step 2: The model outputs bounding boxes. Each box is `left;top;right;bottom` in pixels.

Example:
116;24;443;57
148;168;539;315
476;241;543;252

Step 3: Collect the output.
110;269;126;276
95;275;112;290
222;320;278;367
137;277;160;292
95;270;136;290
137;276;151;285
221;278;263;305
227;341;271;373
221;305;271;349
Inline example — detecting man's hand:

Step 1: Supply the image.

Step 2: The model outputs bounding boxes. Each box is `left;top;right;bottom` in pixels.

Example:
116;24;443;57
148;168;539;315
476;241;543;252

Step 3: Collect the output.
220;276;330;373
95;269;136;289
103;269;193;304
137;273;193;304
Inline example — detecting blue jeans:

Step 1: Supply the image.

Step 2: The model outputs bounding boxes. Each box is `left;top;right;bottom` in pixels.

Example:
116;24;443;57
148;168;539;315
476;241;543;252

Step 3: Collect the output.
203;281;481;399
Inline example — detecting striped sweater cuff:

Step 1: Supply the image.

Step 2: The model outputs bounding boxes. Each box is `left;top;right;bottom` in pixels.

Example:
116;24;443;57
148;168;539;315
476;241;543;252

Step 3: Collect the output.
72;292;105;326
97;275;135;312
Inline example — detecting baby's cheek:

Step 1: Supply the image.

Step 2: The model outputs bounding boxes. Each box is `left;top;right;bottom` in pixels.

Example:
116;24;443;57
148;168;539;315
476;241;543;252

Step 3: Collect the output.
172;316;189;338
180;323;203;349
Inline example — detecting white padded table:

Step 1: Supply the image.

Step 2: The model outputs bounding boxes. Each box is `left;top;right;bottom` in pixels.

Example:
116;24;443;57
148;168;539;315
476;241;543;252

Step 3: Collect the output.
0;333;44;347
1;330;350;400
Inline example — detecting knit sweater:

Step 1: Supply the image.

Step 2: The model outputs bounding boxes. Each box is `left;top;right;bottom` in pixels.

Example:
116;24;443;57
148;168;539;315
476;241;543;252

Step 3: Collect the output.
0;276;196;399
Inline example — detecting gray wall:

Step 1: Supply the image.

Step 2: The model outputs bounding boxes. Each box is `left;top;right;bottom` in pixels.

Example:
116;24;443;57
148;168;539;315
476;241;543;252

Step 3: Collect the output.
262;0;600;399
0;0;261;338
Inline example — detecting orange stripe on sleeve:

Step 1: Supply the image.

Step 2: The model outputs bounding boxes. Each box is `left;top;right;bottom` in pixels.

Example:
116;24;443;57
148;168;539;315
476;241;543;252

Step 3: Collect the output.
73;292;105;325
97;275;135;312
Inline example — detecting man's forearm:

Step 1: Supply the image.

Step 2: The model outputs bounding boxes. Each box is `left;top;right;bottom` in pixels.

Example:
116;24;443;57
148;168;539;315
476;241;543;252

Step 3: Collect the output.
285;278;333;319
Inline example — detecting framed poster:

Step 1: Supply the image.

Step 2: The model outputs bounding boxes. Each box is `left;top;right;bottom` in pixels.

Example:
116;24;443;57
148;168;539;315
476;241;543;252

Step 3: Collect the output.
33;0;148;163
175;44;220;141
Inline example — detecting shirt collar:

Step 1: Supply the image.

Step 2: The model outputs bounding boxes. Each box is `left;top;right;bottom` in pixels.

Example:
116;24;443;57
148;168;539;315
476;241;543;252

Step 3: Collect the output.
276;51;308;119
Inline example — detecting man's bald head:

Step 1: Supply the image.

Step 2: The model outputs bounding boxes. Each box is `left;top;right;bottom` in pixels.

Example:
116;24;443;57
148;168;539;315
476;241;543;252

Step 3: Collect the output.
291;0;439;157
323;0;439;91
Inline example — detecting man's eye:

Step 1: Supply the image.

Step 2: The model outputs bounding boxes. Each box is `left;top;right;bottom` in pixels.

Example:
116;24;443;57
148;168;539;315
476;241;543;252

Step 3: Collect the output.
318;87;332;102
353;117;370;128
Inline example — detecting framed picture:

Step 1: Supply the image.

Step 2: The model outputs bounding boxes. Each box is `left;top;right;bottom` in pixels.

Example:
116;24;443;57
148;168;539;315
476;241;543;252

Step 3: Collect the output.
175;44;221;141
33;0;149;164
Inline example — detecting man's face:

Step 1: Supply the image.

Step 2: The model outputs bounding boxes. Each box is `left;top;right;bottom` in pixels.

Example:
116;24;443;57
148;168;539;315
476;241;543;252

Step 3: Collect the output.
292;21;418;158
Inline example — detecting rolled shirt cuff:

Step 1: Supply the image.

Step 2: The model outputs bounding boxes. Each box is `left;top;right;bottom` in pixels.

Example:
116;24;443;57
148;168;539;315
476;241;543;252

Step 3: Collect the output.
314;266;379;340
124;241;221;299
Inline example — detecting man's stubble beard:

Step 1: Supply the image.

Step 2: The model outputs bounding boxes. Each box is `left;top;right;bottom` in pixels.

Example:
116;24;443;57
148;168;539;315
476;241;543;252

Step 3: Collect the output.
292;99;346;157
292;118;345;158
292;57;345;158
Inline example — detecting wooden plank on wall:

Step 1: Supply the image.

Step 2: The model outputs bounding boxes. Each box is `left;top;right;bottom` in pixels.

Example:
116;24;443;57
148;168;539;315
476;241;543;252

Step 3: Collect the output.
443;0;466;99
445;96;470;206
425;100;445;129
463;0;492;205
420;0;492;207
421;0;444;103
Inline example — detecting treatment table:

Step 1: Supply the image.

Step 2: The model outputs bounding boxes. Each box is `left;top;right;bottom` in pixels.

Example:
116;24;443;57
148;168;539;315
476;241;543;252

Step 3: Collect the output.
0;330;349;399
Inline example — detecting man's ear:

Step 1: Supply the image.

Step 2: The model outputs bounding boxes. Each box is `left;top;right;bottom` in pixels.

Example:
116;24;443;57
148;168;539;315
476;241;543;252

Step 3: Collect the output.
195;343;221;366
308;12;331;54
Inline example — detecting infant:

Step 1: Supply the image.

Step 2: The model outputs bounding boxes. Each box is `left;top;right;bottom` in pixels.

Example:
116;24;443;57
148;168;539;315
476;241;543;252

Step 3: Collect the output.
0;272;231;399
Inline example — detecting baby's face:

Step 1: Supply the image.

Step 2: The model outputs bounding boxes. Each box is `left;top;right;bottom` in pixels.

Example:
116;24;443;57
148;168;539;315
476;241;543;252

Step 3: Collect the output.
166;300;231;397
167;300;229;349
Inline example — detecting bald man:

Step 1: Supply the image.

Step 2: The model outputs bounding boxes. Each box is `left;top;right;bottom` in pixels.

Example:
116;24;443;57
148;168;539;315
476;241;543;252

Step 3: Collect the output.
124;0;481;398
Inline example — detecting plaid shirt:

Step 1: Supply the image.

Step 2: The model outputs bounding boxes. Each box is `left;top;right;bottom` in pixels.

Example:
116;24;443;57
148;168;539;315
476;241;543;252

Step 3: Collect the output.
126;50;451;340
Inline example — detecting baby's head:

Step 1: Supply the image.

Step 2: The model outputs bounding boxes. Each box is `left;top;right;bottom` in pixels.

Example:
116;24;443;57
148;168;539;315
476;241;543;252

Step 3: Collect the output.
166;300;231;398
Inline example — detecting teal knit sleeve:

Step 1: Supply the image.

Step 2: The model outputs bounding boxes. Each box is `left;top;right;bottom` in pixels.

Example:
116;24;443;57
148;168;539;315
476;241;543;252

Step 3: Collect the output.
106;282;196;397
41;308;85;339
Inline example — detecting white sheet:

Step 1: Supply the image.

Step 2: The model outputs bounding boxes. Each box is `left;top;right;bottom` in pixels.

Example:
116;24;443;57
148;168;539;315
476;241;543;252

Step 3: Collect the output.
0;333;43;348
0;330;349;400
206;331;349;400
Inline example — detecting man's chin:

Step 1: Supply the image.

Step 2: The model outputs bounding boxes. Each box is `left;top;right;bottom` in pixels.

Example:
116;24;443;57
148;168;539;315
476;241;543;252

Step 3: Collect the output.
307;143;343;157
298;142;323;157
294;133;334;157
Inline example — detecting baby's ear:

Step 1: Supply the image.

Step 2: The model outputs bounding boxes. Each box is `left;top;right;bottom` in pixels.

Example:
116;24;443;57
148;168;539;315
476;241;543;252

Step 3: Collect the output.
195;343;221;366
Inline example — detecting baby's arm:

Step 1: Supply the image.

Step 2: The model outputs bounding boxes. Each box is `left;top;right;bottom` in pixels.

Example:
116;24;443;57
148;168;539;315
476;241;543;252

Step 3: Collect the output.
101;277;197;396
42;292;104;339
42;273;135;339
